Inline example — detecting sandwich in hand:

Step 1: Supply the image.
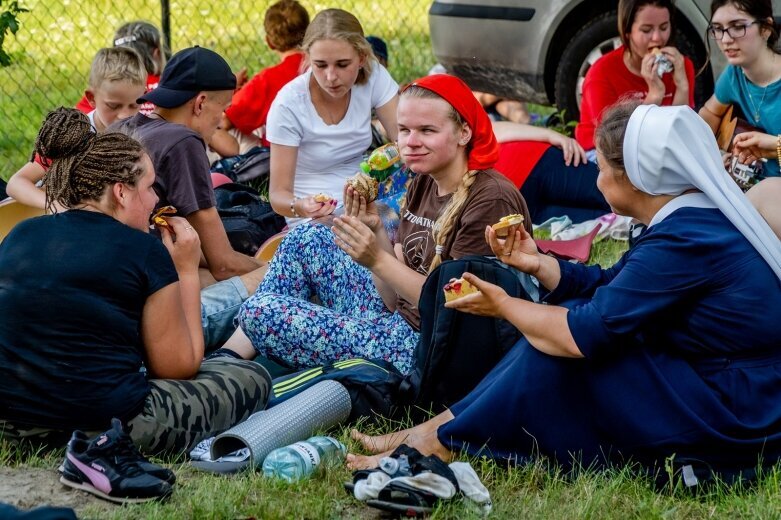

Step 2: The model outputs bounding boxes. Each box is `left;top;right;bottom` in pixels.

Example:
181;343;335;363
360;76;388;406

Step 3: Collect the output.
151;206;176;231
491;214;525;238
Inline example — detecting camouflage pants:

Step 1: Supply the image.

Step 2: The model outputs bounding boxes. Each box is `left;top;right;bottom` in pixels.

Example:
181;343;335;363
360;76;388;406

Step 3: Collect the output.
0;359;271;455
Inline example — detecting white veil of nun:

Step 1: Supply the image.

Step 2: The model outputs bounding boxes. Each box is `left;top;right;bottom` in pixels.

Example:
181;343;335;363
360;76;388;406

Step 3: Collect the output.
623;104;781;280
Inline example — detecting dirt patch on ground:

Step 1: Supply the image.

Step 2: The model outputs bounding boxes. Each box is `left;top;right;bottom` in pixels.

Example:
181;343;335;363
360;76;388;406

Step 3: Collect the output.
0;466;110;516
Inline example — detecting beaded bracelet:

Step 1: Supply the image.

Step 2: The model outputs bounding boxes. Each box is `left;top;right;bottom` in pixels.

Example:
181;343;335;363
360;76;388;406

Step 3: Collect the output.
776;135;781;169
290;196;300;218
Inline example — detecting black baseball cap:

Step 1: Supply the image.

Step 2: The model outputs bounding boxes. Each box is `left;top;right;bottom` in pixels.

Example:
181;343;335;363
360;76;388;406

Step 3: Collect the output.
139;46;236;108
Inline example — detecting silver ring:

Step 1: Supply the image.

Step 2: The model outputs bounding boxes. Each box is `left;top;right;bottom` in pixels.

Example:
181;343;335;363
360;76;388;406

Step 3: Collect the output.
184;226;193;231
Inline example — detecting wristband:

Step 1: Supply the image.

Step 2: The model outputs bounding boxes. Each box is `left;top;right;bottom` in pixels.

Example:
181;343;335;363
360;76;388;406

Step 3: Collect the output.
776;135;781;169
290;196;300;218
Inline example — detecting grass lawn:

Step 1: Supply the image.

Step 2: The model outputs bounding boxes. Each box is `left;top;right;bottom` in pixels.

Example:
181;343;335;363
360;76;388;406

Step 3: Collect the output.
0;0;434;180
5;239;781;519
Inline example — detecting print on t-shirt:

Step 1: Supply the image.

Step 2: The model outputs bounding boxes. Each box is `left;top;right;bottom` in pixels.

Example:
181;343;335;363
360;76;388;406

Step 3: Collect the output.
401;207;436;274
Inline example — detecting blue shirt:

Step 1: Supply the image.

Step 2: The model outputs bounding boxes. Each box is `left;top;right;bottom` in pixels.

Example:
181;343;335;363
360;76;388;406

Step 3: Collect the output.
545;206;781;359
715;64;781;177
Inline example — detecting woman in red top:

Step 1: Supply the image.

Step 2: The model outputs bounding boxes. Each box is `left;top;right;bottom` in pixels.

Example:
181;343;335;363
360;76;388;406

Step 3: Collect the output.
576;0;695;150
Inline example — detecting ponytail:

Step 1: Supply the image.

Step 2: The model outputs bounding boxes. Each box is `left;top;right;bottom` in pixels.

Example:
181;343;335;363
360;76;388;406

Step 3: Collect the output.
428;169;479;273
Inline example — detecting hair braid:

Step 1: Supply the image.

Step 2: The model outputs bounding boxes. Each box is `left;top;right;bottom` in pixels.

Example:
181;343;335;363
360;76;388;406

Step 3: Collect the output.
428;169;479;273
35;107;146;213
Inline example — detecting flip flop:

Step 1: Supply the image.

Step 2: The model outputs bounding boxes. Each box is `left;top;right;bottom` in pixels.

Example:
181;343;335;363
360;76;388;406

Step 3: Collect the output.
366;481;437;517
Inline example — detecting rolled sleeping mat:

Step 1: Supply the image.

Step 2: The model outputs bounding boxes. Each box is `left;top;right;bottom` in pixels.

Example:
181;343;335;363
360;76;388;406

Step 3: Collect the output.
210;379;352;467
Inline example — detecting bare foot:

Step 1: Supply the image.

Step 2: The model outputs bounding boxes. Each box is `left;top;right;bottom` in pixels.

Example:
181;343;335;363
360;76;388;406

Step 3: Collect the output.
345;429;454;470
345;450;392;470
350;411;455;454
350;429;411;454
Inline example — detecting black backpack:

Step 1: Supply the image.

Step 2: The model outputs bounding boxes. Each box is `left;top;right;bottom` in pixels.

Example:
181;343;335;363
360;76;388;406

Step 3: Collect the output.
211;146;271;184
214;183;286;256
398;255;531;419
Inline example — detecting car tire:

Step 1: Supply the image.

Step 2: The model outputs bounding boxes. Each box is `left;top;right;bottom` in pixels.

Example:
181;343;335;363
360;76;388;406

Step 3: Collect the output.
554;12;618;123
554;12;711;122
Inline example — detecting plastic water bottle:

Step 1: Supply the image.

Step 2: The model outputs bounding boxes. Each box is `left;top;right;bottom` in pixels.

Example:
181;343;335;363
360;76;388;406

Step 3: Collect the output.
379;454;412;478
262;436;346;482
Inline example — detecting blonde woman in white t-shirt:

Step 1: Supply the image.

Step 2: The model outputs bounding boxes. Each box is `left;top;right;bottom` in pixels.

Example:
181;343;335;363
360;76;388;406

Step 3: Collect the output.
265;8;399;226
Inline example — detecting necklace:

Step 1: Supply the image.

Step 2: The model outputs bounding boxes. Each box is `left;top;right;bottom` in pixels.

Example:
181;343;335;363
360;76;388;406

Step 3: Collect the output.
742;54;779;124
746;79;768;124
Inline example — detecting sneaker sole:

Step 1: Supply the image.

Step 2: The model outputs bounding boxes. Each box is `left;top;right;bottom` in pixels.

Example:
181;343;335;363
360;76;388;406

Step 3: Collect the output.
59;475;171;504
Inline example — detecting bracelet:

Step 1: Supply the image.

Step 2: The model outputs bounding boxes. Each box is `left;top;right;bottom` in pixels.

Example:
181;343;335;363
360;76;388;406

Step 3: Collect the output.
776;135;781;169
290;196;300;218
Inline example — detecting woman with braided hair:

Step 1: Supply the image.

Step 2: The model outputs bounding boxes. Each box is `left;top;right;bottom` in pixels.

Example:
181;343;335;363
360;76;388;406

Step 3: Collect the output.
219;74;531;375
0;108;271;455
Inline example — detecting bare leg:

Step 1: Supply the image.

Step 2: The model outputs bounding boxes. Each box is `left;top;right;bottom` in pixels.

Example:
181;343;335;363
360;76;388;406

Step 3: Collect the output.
346;428;453;470
350;410;454;454
221;326;256;360
199;267;218;289
238;264;268;295
747;177;781;240
496;100;530;124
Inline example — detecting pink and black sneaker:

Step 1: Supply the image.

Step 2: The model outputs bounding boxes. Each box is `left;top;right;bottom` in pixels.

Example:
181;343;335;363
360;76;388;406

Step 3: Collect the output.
58;419;173;504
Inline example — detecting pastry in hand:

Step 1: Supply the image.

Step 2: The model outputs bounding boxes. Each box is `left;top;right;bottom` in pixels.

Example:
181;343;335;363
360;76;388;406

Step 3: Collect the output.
491;214;525;238
443;277;480;302
150;205;177;230
345;172;379;203
313;193;332;203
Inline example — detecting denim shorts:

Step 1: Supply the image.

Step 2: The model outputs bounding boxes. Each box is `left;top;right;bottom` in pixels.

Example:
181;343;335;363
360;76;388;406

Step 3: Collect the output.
201;276;248;352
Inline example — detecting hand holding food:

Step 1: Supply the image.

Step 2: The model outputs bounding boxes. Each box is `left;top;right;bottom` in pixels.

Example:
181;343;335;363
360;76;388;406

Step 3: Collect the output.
344;185;382;231
157;216;201;274
443;273;509;318
297;195;337;219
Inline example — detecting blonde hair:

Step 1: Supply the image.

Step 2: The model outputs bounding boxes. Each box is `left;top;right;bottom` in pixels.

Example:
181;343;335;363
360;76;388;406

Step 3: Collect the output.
36;108;147;213
302;8;375;85
113;21;168;76
88;47;147;90
401;85;476;273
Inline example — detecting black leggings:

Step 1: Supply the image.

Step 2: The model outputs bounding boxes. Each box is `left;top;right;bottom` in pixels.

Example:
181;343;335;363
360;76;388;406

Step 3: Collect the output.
520;147;610;224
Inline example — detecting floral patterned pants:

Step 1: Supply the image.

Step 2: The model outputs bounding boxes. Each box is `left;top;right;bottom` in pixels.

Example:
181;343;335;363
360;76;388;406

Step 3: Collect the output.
237;223;418;375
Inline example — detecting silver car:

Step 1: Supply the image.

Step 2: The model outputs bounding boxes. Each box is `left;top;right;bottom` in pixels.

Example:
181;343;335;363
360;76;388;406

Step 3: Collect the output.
429;0;781;119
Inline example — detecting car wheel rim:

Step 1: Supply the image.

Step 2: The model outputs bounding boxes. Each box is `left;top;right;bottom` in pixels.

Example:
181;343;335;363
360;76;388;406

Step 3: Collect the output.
575;37;622;110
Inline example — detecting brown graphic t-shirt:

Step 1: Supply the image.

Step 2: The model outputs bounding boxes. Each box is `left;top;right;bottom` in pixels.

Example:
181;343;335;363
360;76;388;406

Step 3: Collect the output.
395;169;532;329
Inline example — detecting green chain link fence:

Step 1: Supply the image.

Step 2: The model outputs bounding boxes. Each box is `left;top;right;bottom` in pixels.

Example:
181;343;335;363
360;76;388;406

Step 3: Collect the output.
0;0;434;180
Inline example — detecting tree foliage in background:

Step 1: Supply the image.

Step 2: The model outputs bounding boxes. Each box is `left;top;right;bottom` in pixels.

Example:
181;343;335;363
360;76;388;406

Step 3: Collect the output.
0;1;27;66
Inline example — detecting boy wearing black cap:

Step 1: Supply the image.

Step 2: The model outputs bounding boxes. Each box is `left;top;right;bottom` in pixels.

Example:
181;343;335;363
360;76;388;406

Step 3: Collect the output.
114;46;265;351
116;46;261;278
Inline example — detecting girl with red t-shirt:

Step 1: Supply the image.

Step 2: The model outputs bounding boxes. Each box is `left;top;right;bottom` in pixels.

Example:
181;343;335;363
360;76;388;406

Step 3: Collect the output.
576;0;695;150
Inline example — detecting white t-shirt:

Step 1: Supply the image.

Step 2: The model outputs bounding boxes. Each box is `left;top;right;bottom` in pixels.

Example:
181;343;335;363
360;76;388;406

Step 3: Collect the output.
266;63;398;223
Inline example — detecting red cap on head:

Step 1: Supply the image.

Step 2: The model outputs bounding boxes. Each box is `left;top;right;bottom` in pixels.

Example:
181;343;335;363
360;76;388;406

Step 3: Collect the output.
403;74;499;171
